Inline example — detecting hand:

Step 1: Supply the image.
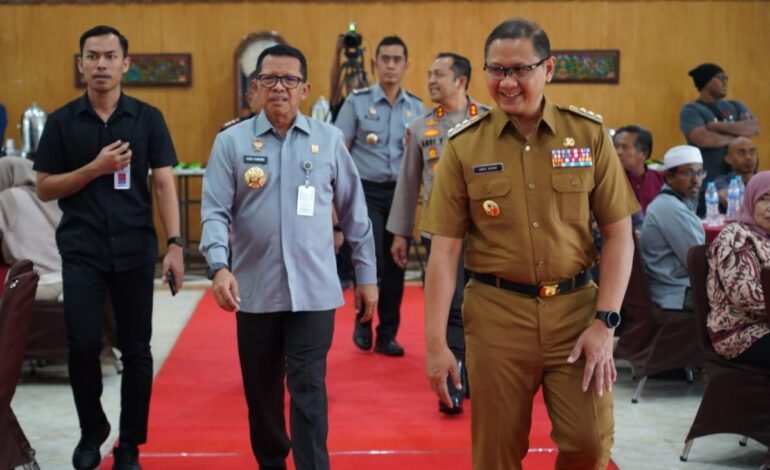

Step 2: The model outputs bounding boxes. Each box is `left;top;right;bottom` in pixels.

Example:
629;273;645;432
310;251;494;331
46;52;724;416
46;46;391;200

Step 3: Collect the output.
426;345;461;409
92;140;132;176
567;321;616;396
212;269;241;312
334;230;345;253
162;244;185;292
390;235;409;269
354;284;377;322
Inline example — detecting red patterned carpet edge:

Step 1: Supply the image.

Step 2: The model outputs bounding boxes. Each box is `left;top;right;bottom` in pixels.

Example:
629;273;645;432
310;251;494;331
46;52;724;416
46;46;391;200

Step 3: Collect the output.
101;286;619;469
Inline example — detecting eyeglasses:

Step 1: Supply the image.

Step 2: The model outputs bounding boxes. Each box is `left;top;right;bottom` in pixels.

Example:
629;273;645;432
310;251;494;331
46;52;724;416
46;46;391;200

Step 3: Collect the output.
673;168;707;179
257;74;304;89
483;57;549;80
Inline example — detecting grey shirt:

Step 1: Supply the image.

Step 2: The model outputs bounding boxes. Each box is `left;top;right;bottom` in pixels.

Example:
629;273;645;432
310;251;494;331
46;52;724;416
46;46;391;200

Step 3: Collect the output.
200;112;376;313
386;99;490;237
639;184;705;309
334;83;424;182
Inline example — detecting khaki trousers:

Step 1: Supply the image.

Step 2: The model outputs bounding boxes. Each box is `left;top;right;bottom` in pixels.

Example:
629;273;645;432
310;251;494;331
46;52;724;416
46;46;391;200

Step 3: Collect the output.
463;280;614;470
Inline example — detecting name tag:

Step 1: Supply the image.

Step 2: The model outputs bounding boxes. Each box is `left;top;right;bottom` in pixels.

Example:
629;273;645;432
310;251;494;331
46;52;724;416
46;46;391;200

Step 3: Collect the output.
297;185;315;216
244;155;268;164
473;163;504;174
551;148;593;168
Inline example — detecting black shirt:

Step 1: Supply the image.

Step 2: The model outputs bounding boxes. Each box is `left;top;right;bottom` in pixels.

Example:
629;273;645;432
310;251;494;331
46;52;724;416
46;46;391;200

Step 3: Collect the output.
34;93;177;271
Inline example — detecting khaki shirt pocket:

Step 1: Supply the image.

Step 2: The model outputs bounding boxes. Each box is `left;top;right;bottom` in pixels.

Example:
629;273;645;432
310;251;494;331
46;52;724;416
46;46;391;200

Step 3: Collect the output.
551;172;594;222
467;175;514;229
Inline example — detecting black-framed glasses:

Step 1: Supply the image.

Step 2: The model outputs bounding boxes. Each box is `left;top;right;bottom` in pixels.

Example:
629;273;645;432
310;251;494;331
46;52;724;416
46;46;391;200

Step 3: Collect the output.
257;74;304;89
674;168;707;179
483;57;549;80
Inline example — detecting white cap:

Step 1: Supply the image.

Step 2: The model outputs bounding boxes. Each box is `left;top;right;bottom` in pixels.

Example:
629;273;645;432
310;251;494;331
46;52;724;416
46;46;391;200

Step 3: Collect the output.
663;145;703;170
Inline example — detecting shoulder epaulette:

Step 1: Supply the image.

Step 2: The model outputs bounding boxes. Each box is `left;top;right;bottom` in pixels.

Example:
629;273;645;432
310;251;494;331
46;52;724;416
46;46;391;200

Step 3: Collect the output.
351;87;372;95
405;90;423;102
219;117;243;132
447;111;491;139
563;105;603;123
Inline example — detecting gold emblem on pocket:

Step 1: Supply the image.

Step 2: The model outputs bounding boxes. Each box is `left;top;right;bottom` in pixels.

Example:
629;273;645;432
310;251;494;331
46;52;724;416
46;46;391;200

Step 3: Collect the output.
482;200;500;217
366;133;378;145
244;166;267;189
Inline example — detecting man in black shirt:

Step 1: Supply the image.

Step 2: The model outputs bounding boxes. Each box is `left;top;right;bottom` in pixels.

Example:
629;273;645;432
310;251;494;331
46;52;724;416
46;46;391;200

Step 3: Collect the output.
34;25;184;470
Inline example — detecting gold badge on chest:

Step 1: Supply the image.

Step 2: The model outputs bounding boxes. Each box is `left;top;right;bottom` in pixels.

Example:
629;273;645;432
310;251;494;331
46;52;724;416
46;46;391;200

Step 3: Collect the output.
244;166;267;189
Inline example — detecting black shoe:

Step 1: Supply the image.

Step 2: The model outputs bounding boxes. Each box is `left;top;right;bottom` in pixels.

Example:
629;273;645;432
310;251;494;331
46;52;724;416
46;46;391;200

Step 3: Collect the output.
72;420;110;470
112;443;141;470
353;315;372;351
374;339;404;357
439;359;464;415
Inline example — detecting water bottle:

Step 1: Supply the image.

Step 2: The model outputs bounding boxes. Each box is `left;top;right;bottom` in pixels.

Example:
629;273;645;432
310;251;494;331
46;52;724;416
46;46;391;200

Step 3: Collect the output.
705;182;720;226
726;178;739;218
735;177;745;212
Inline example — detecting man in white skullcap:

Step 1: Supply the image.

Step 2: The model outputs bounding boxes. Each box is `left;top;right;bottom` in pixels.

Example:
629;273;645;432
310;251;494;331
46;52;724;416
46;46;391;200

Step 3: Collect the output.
640;145;706;310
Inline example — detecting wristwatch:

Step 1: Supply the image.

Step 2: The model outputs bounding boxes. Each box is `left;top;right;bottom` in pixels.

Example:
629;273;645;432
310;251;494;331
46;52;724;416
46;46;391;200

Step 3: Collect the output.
206;262;229;280
333;224;343;232
167;236;185;248
595;310;621;329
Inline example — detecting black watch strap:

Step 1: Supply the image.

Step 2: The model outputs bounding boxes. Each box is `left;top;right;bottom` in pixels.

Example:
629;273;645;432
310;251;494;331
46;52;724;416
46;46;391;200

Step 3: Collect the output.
167;236;185;247
595;310;621;329
207;263;229;280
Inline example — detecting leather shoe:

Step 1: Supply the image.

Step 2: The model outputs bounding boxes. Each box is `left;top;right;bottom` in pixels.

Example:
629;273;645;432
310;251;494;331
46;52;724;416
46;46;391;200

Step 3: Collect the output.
72;420;110;470
439;359;464;415
353;315;372;351
374;339;404;357
112;443;142;470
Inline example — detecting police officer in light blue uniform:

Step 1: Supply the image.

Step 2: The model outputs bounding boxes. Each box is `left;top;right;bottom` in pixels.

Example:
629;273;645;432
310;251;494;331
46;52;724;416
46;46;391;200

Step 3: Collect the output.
334;35;423;357
200;44;377;470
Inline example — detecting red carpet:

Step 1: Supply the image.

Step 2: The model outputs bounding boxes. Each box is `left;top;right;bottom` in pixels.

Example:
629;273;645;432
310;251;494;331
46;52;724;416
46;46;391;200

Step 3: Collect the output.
101;286;619;469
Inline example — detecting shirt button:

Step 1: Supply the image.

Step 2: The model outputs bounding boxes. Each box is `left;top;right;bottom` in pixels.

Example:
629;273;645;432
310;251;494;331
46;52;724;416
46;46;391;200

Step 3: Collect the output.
527;183;535;190
532;221;540;229
524;145;531;152
571;178;579;186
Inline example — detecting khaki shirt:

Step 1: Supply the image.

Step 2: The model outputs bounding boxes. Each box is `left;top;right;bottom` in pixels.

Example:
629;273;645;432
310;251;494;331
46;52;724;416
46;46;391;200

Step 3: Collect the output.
387;98;490;237
421;97;639;285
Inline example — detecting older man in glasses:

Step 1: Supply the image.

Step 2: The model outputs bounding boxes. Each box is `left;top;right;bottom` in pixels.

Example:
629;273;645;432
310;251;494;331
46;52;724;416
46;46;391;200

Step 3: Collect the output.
420;17;638;470
640;145;706;311
200;44;377;470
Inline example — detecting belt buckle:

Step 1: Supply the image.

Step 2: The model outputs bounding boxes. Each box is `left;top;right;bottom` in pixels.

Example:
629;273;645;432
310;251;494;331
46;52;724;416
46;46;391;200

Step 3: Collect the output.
539;283;560;297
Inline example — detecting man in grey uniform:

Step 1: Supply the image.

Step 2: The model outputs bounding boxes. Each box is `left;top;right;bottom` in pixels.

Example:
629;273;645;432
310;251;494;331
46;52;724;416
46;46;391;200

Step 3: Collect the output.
200;44;377;470
387;52;489;414
335;35;424;357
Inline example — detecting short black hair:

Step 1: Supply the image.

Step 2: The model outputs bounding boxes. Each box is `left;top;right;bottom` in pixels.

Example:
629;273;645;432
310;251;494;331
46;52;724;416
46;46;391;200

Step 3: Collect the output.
376;35;408;60
436;52;472;90
80;25;128;57
255;44;308;81
484;18;550;61
615;125;653;158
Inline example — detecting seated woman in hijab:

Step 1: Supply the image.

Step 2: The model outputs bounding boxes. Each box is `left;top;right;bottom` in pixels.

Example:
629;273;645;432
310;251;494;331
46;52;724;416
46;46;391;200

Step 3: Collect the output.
707;170;770;369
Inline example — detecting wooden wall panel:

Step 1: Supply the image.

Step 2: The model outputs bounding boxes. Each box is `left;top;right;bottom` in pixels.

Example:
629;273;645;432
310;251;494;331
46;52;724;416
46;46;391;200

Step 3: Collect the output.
1;1;767;244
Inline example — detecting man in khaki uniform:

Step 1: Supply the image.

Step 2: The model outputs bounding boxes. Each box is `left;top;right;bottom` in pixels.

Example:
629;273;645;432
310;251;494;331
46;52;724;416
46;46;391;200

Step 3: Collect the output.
421;18;638;469
387;51;489;414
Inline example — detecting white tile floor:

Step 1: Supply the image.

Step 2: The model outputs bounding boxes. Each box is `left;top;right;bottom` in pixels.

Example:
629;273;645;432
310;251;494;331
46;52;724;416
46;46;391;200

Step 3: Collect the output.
10;277;768;470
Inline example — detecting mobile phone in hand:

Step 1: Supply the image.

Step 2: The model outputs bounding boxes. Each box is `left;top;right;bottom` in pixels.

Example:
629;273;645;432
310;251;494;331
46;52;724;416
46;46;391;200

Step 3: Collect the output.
166;270;177;296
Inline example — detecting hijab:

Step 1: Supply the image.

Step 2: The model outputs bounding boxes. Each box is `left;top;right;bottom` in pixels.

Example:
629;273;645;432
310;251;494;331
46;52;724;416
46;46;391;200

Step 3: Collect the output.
728;170;770;235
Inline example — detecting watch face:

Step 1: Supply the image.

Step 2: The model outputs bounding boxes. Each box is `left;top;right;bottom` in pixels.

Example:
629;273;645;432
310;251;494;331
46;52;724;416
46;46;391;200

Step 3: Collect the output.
607;311;621;328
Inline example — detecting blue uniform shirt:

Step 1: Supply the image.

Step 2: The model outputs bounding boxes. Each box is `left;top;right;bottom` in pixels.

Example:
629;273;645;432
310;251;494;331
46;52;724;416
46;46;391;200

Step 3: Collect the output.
334;83;424;182
200;112;377;313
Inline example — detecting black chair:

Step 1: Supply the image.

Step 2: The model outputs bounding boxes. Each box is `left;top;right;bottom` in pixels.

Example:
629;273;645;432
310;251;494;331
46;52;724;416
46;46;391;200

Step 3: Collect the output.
680;244;770;463
615;237;702;402
0;261;40;469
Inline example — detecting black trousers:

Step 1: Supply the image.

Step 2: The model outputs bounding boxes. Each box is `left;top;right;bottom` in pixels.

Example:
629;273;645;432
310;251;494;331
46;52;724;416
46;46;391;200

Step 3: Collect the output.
421;237;466;360
734;334;770;369
236;310;335;470
358;180;404;344
62;260;155;446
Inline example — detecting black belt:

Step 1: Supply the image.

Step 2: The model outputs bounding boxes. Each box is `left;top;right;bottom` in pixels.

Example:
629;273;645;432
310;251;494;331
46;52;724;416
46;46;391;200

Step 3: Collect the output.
469;270;592;298
362;179;397;190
